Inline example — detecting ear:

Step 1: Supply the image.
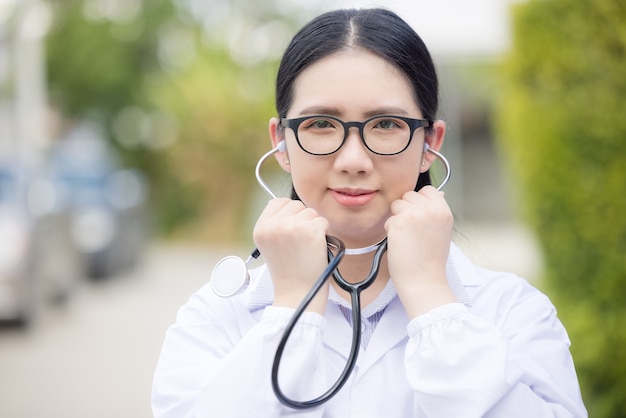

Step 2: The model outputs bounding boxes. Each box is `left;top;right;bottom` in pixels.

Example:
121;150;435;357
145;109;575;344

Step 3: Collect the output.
269;117;291;173
420;120;446;173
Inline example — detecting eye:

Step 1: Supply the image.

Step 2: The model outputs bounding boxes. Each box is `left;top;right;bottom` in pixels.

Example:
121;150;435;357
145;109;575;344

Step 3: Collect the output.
374;118;402;130
311;119;333;129
302;118;336;130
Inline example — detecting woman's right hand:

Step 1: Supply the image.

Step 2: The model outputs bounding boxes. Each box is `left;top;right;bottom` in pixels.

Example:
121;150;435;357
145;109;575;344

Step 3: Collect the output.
253;198;330;313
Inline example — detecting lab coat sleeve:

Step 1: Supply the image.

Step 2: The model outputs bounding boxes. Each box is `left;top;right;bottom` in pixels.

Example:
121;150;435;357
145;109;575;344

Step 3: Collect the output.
152;286;328;418
404;294;587;417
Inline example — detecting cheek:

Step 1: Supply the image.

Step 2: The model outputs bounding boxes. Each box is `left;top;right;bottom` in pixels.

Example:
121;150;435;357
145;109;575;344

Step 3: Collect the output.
385;160;421;194
394;175;419;196
289;160;323;198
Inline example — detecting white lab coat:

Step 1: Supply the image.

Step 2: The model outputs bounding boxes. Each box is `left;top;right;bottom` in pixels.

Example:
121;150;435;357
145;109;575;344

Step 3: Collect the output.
152;244;587;417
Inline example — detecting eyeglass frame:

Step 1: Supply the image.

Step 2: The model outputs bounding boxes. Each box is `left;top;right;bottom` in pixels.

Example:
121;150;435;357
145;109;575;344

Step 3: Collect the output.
279;114;431;156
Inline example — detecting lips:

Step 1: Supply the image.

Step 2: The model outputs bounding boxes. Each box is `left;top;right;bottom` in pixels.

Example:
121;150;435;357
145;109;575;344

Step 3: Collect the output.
330;188;377;207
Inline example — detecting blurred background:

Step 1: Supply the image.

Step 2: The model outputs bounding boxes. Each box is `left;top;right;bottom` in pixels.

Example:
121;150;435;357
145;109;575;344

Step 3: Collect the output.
0;0;624;417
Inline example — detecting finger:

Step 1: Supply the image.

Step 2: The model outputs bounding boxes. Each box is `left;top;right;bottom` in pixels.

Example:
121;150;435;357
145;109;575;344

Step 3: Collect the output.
263;204;328;240
309;215;329;233
260;198;306;220
401;186;439;202
261;197;296;216
291;206;324;222
389;197;412;215
391;189;432;214
415;185;445;201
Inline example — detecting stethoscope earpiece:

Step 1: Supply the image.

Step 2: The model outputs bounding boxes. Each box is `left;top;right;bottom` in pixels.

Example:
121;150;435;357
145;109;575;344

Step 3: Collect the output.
424;144;451;191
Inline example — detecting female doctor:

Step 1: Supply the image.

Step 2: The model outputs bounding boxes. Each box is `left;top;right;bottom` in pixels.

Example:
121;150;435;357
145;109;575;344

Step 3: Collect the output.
152;8;587;417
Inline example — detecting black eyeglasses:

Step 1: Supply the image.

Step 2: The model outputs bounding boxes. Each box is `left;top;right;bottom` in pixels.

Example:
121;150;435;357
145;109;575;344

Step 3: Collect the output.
280;115;430;156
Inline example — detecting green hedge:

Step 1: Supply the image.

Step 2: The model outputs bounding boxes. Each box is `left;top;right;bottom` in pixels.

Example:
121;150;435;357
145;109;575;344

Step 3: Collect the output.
496;0;626;417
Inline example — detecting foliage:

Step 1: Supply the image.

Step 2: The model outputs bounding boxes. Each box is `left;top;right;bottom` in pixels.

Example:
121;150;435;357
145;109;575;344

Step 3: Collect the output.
147;48;277;241
496;0;626;416
46;0;173;117
45;0;286;240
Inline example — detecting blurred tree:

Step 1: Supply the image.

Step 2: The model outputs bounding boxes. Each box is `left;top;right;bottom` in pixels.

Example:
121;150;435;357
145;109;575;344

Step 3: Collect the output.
146;47;278;241
497;0;626;416
46;0;164;116
46;0;193;234
45;0;303;240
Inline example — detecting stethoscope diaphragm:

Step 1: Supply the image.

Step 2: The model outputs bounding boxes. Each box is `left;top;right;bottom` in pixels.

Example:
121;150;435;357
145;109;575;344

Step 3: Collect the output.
210;256;250;298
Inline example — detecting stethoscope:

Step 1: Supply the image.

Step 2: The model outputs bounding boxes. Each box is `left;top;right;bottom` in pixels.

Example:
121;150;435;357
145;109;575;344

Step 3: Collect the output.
211;139;451;409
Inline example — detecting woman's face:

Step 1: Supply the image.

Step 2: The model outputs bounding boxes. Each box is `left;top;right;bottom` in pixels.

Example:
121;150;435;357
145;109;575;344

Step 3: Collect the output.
270;48;444;247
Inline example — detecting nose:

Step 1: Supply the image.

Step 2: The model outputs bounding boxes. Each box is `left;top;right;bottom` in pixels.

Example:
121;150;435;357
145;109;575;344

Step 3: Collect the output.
333;126;374;174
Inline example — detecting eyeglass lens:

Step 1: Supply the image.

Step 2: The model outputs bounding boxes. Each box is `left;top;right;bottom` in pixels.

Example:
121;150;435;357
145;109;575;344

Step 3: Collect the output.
296;116;412;155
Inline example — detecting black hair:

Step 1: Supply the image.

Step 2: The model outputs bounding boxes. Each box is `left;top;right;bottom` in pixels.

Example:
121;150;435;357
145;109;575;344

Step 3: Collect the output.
275;8;438;199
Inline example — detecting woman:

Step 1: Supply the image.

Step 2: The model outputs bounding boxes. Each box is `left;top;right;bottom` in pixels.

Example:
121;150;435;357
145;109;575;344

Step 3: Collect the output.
152;8;587;417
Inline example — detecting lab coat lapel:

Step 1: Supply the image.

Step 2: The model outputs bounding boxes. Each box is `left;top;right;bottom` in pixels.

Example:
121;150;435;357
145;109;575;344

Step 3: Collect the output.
323;303;354;359
357;297;408;375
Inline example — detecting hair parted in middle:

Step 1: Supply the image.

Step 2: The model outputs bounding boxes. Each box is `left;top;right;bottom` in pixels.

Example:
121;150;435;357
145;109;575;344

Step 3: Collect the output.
274;8;440;197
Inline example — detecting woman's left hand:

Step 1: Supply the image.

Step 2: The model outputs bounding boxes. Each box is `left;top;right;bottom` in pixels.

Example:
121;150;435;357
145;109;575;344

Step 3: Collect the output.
384;186;456;318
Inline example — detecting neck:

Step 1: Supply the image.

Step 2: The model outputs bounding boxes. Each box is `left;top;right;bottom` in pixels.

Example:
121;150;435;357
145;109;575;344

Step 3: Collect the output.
344;239;385;255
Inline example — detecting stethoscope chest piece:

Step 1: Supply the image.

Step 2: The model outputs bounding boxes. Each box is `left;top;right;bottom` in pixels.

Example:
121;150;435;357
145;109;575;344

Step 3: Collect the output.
210;256;249;297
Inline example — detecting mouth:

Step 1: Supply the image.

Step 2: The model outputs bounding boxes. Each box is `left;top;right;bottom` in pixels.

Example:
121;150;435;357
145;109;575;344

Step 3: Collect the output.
329;188;377;207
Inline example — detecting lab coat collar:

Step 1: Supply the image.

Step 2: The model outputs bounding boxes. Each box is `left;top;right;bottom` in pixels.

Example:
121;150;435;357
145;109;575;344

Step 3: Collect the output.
449;242;482;288
244;242;477;313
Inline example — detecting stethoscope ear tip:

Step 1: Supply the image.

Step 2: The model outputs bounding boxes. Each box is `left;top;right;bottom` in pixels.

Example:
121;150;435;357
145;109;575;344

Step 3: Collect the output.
277;140;286;152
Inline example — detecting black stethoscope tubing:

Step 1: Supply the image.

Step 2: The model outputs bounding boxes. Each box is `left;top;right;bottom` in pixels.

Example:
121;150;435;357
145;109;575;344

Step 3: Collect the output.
210;139;449;408
271;235;389;409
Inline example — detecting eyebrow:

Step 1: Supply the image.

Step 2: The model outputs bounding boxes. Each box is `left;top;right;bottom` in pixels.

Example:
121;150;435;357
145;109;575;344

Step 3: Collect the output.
296;106;410;119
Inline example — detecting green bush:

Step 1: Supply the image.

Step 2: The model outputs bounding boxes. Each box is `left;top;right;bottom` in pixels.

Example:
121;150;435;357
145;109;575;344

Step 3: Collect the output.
496;0;626;416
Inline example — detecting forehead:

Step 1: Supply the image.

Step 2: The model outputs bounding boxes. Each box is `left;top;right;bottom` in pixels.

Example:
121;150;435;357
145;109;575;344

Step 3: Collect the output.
289;49;421;118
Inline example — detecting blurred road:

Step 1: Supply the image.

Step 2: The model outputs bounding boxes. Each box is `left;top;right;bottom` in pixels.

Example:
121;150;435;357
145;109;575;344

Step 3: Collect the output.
0;224;541;418
0;243;240;418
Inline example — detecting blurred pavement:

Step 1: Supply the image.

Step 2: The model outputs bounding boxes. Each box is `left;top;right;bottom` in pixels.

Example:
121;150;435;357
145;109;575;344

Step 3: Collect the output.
0;243;232;418
0;223;541;418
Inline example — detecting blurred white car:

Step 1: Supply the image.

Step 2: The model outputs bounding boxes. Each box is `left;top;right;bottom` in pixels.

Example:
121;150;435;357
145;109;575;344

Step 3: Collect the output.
0;165;82;325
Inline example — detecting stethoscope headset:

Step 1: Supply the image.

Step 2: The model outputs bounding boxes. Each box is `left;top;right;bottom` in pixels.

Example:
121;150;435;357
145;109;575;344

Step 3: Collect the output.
210;138;451;409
